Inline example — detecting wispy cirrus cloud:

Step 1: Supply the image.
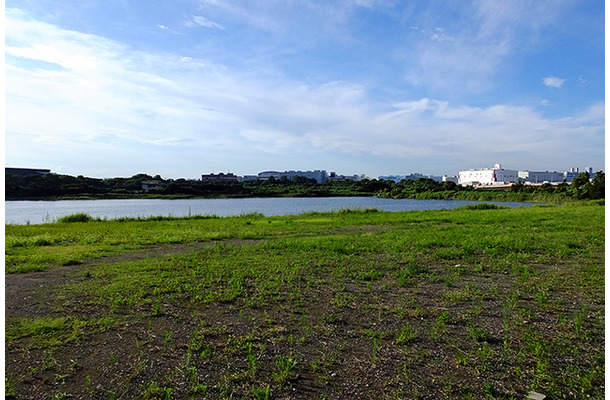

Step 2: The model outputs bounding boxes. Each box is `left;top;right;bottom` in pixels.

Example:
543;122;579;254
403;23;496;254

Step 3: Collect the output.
402;0;579;94
185;15;224;29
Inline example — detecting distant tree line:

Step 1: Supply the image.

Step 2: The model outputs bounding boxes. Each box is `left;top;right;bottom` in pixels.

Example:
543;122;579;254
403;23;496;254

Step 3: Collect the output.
5;171;604;201
4;173;383;200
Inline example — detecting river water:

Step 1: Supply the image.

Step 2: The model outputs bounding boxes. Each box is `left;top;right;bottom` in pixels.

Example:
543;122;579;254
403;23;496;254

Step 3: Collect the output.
4;197;538;225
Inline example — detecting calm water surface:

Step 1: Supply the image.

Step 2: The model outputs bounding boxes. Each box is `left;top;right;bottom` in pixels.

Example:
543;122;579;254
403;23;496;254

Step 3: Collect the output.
5;197;538;225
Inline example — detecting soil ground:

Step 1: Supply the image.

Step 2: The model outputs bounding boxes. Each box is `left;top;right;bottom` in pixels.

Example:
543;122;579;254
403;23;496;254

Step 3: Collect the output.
5;238;605;400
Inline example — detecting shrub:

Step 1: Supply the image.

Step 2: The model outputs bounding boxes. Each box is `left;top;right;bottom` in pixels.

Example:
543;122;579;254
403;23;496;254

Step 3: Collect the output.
462;203;507;211
57;213;95;223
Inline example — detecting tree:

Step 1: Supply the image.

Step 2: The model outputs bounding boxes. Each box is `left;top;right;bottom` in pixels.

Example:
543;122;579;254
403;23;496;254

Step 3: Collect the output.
571;172;590;189
568;172;591;199
589;171;605;199
441;181;457;191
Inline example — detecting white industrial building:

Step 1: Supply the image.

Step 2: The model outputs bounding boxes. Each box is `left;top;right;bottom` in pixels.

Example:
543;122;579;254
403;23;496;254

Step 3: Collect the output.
458;164;519;186
459;165;597;186
518;170;564;184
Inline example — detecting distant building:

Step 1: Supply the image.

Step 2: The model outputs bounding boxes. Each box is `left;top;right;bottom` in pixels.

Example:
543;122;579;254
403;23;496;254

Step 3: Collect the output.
379;173;444;182
201;172;239;182
258;170;328;184
458;165;599;186
141;180;162;191
525;167;597;184
458;163;518;186
327;172;363;182
257;171;282;180
5;167;51;176
518;170;564;184
240;175;259;182
378;175;405;182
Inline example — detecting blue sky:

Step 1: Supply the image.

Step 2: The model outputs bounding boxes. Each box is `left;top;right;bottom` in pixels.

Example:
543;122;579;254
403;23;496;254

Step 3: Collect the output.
5;0;605;179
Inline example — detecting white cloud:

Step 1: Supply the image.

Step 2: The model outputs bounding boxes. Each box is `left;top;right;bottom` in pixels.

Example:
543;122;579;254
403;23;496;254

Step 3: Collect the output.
542;76;565;88
5;8;604;177
402;1;577;94
186;15;224;29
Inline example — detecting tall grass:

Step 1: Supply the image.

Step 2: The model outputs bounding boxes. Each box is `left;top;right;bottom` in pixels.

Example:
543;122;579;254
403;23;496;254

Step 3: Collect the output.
56;213;98;223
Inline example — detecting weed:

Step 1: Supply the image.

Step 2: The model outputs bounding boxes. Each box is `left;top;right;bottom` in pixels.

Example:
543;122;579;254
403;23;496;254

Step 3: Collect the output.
429;312;451;340
505;290;521;309
438;311;451;324
85;375;93;394
323;312;342;324
364;329;388;361
311;353;336;374
199;344;215;359
250;386;271;400
429;322;447;341
467;323;491;343
273;355;298;388
396;259;427;286
535;289;549;308
454;348;469;366
183;351;198;384
477;343;494;374
395;322;418;345
458;385;475;400
152;301;163;316
43;350;58;370
192;384;207;394
142;380;172;399
5;376;17;397
482;382;497;398
246;342;260;376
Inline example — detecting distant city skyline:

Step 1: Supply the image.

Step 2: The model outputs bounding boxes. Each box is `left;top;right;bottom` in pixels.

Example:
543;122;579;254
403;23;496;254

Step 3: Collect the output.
6;163;599;183
5;1;605;179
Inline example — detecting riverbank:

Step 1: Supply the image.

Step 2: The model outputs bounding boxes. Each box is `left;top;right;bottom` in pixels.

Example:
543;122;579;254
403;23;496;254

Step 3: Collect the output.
5;203;605;399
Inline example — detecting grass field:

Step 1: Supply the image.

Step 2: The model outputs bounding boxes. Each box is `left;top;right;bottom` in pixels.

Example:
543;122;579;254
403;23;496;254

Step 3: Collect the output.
5;202;605;399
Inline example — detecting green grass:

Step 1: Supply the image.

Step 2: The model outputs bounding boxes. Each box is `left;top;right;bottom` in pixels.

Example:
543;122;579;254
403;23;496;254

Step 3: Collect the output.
6;316;119;347
56;213;99;223
5;204;604;399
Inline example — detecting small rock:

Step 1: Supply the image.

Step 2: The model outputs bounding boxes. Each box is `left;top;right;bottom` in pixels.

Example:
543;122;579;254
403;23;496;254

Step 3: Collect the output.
527;391;546;400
